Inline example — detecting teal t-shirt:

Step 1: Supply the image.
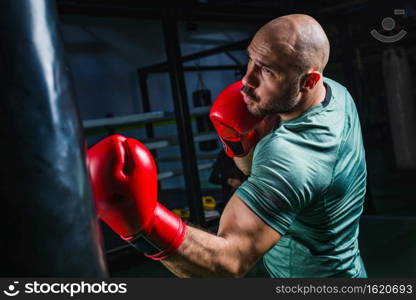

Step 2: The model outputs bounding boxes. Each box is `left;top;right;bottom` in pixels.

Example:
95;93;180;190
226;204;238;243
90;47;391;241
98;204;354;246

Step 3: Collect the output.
236;78;367;278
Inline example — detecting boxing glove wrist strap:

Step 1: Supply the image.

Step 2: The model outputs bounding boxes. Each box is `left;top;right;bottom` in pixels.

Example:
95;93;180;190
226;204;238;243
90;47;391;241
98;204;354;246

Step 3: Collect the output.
128;204;186;260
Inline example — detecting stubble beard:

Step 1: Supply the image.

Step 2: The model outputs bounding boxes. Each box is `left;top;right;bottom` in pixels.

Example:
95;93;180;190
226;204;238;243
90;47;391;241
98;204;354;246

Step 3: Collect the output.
247;83;301;118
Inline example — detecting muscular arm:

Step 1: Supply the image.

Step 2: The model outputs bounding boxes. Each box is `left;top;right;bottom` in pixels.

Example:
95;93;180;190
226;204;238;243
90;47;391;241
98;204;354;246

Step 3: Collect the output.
161;193;281;277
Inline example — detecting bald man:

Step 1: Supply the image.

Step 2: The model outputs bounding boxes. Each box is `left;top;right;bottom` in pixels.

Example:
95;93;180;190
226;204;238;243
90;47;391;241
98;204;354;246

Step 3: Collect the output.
91;14;367;278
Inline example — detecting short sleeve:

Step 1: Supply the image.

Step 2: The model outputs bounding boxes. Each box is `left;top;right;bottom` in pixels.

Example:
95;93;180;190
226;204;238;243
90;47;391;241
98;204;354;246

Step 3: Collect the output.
235;136;318;235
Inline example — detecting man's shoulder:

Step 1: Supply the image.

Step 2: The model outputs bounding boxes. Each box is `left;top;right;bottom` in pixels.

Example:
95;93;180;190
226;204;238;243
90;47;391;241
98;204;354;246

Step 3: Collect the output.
253;124;337;183
323;76;357;111
251;131;333;195
323;77;348;97
254;132;329;169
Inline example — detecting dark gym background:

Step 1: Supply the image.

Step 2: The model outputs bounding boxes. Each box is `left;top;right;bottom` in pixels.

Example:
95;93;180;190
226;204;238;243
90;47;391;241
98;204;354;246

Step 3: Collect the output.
3;0;415;277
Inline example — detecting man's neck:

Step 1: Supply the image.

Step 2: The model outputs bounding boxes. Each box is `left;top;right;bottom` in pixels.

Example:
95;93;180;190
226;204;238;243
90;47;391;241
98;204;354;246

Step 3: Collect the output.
279;80;326;121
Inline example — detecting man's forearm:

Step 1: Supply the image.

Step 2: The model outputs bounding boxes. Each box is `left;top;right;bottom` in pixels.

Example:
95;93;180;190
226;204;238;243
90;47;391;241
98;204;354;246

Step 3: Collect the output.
161;226;242;278
233;148;254;176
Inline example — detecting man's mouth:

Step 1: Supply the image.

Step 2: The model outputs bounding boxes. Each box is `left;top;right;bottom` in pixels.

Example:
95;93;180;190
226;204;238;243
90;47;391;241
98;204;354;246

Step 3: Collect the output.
240;86;258;104
242;93;255;105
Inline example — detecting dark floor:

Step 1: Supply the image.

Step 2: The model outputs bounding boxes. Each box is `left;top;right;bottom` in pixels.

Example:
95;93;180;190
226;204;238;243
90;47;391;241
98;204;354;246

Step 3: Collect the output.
359;216;416;277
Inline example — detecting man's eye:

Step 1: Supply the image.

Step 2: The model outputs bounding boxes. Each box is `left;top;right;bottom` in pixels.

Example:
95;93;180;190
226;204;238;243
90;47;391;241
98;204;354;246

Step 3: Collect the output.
262;67;273;75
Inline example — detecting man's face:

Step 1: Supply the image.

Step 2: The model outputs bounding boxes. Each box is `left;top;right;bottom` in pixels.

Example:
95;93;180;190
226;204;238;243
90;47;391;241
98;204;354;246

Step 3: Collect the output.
241;35;302;118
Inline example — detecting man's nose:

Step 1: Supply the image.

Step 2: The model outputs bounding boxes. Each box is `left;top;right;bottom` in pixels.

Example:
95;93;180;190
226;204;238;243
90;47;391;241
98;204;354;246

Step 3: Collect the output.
242;66;259;89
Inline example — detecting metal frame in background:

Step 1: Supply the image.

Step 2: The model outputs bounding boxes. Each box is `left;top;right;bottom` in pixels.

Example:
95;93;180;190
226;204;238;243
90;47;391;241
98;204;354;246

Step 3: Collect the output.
160;10;205;226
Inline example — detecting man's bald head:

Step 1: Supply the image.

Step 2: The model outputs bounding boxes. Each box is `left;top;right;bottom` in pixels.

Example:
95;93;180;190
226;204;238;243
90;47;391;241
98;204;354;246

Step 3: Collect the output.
252;14;330;73
242;14;330;119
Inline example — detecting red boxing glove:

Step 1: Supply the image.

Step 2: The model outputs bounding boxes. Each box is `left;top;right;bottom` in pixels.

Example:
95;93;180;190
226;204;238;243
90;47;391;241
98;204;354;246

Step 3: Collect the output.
87;134;186;260
210;81;277;157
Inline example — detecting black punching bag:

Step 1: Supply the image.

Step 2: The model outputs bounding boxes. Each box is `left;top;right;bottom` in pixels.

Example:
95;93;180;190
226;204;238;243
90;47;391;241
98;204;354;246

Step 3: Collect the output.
0;0;108;276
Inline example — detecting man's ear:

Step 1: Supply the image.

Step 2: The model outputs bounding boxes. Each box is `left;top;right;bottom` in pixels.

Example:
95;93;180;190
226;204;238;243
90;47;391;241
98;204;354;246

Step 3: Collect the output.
304;72;321;89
